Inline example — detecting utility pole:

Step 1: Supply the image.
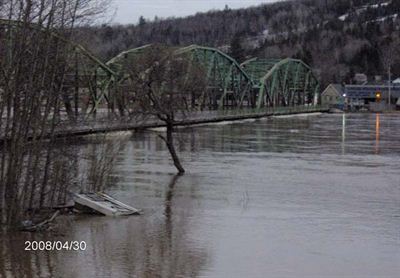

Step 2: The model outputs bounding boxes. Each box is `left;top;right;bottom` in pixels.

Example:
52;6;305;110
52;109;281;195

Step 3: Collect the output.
388;64;391;109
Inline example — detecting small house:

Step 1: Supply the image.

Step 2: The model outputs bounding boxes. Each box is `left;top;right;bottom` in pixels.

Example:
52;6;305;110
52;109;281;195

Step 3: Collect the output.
321;84;345;107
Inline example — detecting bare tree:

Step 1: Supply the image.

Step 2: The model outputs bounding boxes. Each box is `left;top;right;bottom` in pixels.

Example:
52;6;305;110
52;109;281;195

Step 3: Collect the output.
0;0;110;226
126;45;207;174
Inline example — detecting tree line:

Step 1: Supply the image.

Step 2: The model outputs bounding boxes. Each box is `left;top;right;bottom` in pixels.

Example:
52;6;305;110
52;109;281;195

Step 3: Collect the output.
78;0;400;88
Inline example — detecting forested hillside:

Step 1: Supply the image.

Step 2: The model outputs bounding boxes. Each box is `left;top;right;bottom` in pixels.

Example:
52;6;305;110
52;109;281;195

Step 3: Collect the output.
79;0;400;88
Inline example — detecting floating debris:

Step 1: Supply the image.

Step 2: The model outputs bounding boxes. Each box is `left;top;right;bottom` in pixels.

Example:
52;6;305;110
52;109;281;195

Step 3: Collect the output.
20;210;60;232
73;192;141;216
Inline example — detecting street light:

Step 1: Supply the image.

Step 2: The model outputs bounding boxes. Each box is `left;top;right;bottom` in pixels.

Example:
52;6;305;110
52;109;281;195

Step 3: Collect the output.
376;91;382;102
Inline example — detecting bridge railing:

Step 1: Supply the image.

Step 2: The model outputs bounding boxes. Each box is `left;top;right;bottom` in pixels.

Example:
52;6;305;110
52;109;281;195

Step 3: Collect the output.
214;105;329;117
57;105;329;128
1;105;329;141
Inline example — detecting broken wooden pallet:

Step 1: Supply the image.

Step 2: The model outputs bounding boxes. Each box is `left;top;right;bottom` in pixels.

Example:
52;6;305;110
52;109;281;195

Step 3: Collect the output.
73;192;141;216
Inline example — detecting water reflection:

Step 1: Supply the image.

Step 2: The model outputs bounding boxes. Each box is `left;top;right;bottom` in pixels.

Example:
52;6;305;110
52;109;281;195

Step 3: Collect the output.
0;232;56;278
375;113;380;154
1;113;399;277
164;174;180;240
53;173;208;278
173;113;399;156
342;113;346;154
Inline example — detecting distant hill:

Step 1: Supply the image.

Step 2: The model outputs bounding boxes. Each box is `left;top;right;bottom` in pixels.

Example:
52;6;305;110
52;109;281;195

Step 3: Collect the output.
79;0;400;88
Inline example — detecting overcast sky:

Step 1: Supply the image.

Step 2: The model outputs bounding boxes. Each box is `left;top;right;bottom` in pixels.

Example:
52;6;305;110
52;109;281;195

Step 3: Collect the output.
109;0;279;25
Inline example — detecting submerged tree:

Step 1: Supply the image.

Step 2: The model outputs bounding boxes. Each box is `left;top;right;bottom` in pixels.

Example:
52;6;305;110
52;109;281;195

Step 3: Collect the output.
127;46;207;174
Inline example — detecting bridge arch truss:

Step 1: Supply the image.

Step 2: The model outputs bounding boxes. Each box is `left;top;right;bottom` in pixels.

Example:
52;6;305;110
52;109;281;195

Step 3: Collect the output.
0;19;116;117
1;19;320;116
103;44;255;111
175;45;254;109
241;58;320;108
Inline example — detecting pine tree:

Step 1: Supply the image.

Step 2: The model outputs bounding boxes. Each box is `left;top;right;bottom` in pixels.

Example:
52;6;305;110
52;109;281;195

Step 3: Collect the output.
138;16;146;27
229;33;245;63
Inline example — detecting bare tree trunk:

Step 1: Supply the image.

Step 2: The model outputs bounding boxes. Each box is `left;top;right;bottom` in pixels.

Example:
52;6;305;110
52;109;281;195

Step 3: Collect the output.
161;121;185;174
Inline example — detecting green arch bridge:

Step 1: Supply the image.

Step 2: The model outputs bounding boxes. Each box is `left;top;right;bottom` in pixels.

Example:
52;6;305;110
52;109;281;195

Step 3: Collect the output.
98;44;320;114
0;19;320;117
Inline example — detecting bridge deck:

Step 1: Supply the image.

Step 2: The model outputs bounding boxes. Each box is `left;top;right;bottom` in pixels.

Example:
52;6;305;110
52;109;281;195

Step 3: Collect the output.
0;106;329;142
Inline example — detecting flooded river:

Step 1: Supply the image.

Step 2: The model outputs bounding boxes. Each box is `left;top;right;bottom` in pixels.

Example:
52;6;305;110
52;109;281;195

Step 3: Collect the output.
1;113;399;277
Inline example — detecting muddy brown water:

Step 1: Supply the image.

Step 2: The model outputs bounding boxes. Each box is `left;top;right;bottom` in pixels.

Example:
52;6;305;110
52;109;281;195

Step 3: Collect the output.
1;113;399;278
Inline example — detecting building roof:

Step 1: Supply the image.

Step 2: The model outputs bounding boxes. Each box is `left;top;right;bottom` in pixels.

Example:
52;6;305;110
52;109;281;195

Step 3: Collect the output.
322;84;345;96
354;73;368;84
332;84;345;94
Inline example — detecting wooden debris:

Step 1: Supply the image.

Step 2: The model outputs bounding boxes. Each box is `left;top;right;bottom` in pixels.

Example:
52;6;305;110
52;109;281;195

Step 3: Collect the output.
21;210;60;232
73;192;140;216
